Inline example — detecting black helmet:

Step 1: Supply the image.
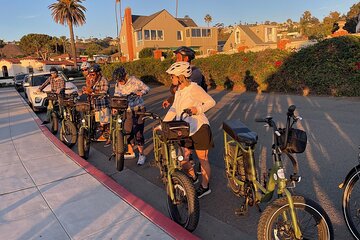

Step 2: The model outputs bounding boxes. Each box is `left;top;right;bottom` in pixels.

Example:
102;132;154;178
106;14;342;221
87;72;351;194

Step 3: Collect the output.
49;67;58;73
174;46;195;61
89;64;101;73
112;66;127;81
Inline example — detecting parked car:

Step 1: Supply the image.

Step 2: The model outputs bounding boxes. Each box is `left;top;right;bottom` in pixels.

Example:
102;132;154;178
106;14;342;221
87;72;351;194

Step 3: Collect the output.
23;71;78;112
13;73;27;91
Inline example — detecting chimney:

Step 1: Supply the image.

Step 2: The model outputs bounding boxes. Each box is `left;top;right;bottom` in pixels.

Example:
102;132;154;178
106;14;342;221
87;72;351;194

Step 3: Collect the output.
124;7;134;61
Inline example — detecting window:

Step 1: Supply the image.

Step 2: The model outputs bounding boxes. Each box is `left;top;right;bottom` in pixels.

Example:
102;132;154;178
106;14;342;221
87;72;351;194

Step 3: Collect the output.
235;30;240;44
177;31;183;41
144;29;164;41
157;30;163;40
190;28;211;38
144;30;150;40
186;29;190;37
121;36;126;43
136;31;143;41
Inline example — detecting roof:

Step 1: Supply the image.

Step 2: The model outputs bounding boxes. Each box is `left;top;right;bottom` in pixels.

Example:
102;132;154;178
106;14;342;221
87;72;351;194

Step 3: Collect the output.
40;60;74;66
239;25;264;45
0;44;24;58
0;58;21;64
50;53;70;60
132;10;164;30
131;9;197;30
176;18;197;27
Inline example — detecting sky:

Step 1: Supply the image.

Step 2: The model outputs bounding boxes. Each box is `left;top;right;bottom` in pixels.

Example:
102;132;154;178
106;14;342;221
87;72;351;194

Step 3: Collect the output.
0;0;357;41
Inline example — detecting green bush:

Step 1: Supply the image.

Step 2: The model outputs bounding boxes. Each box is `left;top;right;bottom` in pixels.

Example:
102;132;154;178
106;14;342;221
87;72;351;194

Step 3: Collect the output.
101;36;360;96
139;48;155;58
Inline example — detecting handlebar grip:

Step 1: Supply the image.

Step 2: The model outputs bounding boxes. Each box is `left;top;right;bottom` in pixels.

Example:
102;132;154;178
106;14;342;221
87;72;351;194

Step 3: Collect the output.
287;105;296;116
255;118;267;122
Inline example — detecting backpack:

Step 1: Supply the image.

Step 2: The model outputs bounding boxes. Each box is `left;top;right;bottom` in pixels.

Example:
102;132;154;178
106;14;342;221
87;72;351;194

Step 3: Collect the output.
191;66;208;92
200;74;208;92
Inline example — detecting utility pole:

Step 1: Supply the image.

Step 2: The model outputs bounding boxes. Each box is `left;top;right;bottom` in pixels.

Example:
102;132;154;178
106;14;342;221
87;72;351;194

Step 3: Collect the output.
176;0;178;18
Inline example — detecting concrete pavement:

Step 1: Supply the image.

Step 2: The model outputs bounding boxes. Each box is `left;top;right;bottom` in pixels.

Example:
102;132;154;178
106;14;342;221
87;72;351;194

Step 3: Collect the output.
0;87;199;240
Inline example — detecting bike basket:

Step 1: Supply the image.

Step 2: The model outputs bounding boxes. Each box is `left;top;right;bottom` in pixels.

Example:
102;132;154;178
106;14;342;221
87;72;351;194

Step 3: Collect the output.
59;96;76;107
161;120;190;140
46;93;57;101
280;128;307;153
75;102;90;112
110;97;128;110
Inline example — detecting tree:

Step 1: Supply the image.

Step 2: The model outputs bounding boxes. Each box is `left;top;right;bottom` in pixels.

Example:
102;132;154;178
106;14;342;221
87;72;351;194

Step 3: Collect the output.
84;42;103;57
344;2;360;33
299;10;320;38
19;34;53;60
0;39;5;48
322;11;341;34
204;14;212;27
49;0;86;68
59;36;68;53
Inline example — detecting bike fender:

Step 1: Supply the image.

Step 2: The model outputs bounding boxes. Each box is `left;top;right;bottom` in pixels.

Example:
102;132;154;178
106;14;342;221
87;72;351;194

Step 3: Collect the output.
339;165;360;189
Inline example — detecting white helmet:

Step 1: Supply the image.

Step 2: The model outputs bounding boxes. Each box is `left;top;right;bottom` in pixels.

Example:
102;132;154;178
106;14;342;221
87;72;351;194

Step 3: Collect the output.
166;61;192;77
80;61;91;69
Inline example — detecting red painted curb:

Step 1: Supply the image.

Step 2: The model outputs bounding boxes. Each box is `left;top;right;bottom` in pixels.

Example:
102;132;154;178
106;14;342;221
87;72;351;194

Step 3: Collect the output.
33;119;200;240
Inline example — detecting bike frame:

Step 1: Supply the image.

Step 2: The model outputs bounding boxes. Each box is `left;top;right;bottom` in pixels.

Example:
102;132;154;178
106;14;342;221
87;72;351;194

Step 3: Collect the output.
109;110;128;153
223;119;302;238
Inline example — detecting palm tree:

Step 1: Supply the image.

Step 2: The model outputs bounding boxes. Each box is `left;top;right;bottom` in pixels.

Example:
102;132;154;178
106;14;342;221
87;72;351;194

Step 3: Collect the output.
49;0;86;68
204;14;212;27
175;0;178;18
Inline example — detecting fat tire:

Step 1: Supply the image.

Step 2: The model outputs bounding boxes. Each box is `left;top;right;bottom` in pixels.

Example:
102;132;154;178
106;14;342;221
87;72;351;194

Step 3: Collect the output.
166;170;200;232
114;130;125;171
342;170;360;239
60;120;77;148
78;128;90;160
257;196;333;240
50;112;58;134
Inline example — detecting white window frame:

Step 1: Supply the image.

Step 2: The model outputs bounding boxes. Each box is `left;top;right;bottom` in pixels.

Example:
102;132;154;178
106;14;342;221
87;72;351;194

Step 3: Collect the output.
144;29;164;41
177;31;183;41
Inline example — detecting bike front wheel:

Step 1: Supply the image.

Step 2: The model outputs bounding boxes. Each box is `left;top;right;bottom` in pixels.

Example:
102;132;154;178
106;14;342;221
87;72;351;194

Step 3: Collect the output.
258;196;333;240
60;120;77;148
114;130;125;171
342;169;360;239
166;170;200;232
78;128;90;160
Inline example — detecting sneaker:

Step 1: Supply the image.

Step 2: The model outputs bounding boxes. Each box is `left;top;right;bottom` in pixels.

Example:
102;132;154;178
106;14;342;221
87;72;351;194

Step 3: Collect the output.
41;120;50;125
137;154;146;165
192;174;199;184
124;152;136;159
197;185;211;198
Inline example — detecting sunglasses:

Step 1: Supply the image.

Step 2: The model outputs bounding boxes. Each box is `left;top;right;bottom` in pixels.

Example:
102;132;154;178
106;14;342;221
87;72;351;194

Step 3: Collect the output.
81;68;88;72
50;71;57;74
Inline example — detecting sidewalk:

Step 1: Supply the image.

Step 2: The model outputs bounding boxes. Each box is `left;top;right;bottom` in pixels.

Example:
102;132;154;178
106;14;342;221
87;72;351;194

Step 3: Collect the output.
0;88;199;240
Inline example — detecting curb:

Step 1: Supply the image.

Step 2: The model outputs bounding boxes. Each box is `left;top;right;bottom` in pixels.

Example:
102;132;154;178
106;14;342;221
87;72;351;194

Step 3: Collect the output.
17;89;199;240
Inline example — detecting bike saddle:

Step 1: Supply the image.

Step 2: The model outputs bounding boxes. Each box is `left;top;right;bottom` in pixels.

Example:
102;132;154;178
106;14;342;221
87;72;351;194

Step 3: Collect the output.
223;120;258;145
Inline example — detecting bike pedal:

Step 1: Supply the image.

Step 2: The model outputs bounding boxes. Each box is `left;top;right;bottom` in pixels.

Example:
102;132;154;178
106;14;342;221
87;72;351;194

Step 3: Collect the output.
287;181;296;189
235;206;248;216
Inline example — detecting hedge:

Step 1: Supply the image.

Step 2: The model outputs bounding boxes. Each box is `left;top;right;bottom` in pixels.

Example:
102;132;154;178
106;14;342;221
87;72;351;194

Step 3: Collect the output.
101;35;360;96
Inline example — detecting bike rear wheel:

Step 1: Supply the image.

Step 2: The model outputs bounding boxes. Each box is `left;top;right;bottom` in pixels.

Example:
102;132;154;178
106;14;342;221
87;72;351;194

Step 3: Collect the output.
342;170;360;239
50;112;58;134
166;170;200;232
258;196;333;240
78;128;90;160
114;130;125;171
60;120;77;148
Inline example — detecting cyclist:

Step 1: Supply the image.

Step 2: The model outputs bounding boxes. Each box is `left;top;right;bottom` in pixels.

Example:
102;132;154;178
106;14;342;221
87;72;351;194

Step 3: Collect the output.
112;66;150;165
37;67;65;124
86;64;110;141
162;46;207;109
164;61;216;198
80;61;91;78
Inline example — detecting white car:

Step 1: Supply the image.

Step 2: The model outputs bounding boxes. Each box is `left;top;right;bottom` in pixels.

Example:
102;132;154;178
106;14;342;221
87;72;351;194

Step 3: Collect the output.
23;71;78;112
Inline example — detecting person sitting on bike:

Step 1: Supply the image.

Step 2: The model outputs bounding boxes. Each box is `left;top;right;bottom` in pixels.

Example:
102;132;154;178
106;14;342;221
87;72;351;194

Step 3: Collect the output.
112;66;150;165
37;67;65;125
164;61;216;198
162;46;207;109
80;61;91;78
86;64;110;141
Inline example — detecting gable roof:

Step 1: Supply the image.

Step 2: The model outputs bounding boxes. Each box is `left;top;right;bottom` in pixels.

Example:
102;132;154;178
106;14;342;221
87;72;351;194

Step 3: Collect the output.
0;58;21;64
131;9;198;30
239;25;264;45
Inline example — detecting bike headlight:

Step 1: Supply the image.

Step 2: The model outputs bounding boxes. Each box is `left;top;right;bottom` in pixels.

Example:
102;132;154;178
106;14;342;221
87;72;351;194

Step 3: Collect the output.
81;119;85;123
35;97;42;103
277;168;285;179
117;118;122;123
177;155;184;161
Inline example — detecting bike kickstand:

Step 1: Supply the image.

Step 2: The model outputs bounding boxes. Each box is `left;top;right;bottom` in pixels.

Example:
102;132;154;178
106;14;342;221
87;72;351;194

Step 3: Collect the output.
108;153;115;161
256;203;262;213
235;198;249;216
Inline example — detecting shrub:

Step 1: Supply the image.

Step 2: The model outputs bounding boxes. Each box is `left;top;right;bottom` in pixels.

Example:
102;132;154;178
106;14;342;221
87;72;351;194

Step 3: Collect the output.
139;48;155;58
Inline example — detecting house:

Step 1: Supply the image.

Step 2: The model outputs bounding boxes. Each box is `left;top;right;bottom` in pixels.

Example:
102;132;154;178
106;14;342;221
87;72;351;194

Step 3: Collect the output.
0;57;76;77
223;24;278;52
0;44;24;58
119;8;218;61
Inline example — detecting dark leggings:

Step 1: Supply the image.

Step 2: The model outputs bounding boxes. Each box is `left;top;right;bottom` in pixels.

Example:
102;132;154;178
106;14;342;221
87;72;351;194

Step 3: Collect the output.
124;107;145;146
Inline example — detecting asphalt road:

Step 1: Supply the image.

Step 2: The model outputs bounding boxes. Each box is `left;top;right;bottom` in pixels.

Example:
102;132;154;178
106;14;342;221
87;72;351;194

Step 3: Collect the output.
22;81;360;239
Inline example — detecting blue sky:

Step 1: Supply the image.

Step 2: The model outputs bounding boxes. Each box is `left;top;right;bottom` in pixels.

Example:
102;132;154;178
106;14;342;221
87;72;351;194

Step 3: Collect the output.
0;0;357;41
